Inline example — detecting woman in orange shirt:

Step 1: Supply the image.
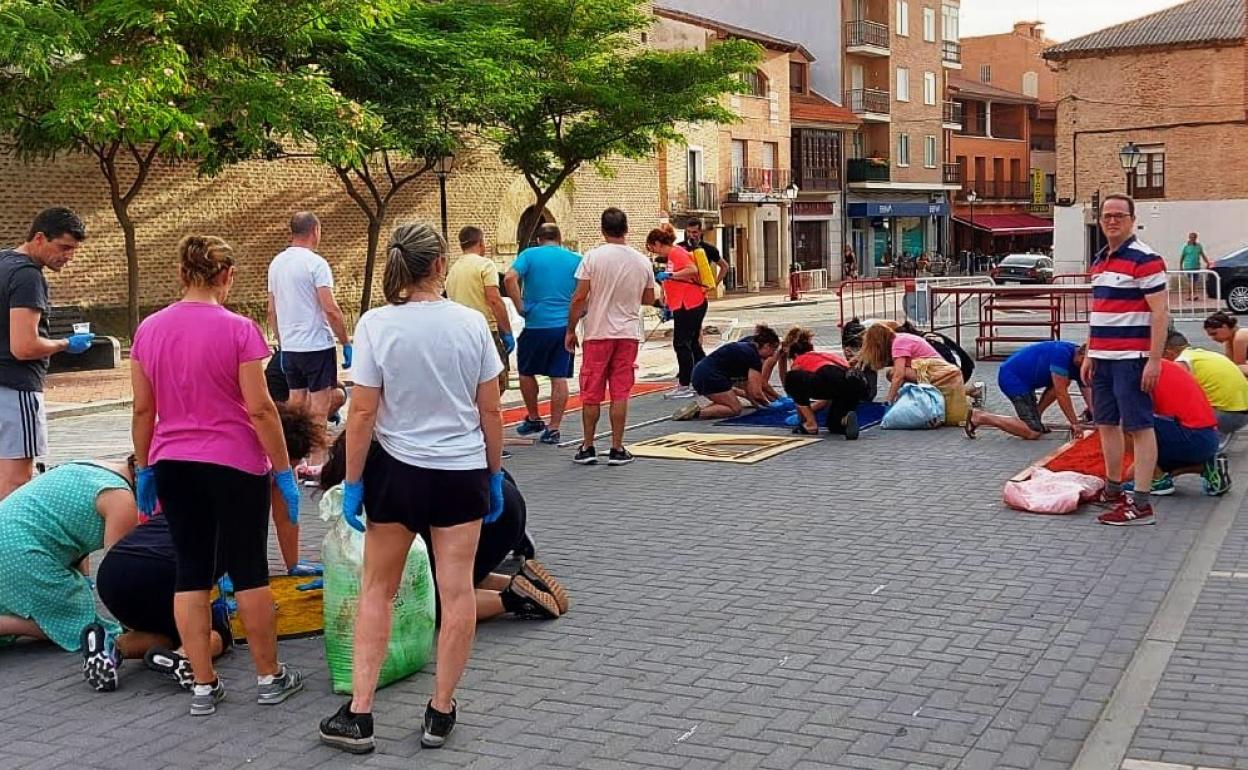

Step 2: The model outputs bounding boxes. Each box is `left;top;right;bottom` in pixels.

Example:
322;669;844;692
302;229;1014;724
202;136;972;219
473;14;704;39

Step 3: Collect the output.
648;225;709;399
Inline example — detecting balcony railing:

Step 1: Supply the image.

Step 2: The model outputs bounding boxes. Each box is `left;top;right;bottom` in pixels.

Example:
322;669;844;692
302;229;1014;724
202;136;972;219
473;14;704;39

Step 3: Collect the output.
676;181;719;212
847;157;891;184
959;179;1030;200
793;165;839;191
942;163;962;186
1030;136;1056;152
729;167;792;195
844;88;890;116
942;101;963;127
845;19;889;51
942;40;962;64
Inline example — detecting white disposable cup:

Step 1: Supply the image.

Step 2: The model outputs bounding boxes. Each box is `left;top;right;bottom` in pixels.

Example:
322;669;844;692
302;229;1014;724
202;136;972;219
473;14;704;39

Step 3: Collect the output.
73;322;91;335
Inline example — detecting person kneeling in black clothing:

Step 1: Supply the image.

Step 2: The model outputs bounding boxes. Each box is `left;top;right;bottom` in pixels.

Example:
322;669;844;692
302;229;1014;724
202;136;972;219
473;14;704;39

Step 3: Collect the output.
318;432;569;621
781;327;870;439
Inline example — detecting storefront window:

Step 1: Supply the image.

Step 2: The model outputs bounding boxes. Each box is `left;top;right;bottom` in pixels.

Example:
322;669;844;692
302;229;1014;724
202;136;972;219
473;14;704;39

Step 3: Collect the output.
873;228;891;266
899;217;925;257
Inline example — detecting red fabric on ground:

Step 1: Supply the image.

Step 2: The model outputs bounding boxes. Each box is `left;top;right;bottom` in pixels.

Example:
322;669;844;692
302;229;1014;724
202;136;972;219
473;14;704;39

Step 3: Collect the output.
1043;432;1133;479
502;381;671;426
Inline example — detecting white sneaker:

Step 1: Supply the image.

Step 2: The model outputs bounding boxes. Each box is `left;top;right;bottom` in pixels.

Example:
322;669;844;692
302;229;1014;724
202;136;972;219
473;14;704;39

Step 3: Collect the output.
664;386;696;399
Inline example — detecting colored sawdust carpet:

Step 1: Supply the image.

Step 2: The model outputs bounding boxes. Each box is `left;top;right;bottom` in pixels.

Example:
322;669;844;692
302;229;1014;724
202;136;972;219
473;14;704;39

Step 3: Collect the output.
502;381;670;427
629;432;819;464
221;575;323;642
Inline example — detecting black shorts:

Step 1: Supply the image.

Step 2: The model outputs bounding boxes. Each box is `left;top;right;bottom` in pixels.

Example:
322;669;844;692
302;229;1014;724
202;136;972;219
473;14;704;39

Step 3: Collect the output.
691;362;733;397
1008;392;1045;433
154;460;271;593
96;552;180;642
362;443;489;534
283;348;337;393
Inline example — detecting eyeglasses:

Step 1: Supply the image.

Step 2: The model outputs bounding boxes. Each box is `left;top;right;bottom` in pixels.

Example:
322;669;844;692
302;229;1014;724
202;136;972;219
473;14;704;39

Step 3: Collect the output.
1100;213;1132;222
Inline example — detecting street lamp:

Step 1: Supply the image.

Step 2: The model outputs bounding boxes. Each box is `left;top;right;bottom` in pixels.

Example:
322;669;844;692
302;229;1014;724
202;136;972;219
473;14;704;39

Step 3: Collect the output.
1119;142;1140;194
967;189;978;272
434;154;456;242
784;182;801;299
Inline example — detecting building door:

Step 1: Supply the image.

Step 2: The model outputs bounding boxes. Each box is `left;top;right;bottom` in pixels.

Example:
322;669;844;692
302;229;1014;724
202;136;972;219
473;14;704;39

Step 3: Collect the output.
763;220;780;285
795;221;826;272
851;65;864;92
734;226;749;291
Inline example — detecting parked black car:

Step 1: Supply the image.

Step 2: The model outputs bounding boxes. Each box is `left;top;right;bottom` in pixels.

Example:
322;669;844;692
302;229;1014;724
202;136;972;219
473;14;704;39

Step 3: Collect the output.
990;254;1055;285
1209;246;1248;313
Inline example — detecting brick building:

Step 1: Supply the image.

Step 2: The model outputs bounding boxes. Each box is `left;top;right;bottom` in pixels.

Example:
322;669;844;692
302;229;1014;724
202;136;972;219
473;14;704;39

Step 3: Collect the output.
842;0;963;275
949;21;1059;260
1044;0;1248;274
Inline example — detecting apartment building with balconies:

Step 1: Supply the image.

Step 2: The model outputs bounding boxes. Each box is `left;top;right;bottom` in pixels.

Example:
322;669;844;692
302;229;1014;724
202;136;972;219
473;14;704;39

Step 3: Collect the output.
842;0;963;275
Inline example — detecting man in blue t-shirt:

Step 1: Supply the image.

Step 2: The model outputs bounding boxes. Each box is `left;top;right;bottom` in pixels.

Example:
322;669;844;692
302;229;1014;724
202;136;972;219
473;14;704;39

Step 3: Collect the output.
503;223;583;445
964;340;1088;440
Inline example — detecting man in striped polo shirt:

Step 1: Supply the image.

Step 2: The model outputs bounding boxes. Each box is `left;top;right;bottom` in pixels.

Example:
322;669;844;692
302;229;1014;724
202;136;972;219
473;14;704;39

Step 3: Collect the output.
1080;194;1169;526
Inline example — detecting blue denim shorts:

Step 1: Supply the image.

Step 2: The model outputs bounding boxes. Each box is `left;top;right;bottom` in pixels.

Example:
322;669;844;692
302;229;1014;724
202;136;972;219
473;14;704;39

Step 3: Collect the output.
1092;358;1154;432
1153;416;1219;472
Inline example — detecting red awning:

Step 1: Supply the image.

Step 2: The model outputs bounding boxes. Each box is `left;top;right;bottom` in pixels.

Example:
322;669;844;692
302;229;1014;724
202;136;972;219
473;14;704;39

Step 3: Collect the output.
951;213;1054;235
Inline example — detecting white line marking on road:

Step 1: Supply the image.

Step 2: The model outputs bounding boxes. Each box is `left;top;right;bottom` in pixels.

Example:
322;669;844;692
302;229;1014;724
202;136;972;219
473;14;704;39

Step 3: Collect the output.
675;724;698;743
871;584;886;595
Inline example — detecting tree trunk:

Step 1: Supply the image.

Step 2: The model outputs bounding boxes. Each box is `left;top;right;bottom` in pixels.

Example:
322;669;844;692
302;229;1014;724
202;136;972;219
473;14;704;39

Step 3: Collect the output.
111;201;139;335
519;187;558;251
359;215;383;315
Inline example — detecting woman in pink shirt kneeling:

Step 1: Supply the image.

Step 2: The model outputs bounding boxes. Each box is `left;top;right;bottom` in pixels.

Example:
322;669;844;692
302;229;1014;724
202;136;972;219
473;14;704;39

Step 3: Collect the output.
858;322;968;425
130;235;304;717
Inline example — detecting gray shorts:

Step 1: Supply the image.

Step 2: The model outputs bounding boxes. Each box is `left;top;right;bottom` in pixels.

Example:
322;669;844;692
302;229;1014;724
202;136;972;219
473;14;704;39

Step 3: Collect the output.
0;387;46;459
1216;409;1248;438
1008;392;1045;433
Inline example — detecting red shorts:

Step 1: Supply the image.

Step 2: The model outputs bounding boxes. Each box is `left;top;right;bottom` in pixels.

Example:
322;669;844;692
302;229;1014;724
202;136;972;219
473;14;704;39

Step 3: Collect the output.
579;338;639;405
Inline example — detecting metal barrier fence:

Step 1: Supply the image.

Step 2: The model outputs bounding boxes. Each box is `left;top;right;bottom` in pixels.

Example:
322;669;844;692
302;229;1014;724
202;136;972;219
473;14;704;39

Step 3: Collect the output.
836;278;911;326
793;269;830;296
1051;270;1221;322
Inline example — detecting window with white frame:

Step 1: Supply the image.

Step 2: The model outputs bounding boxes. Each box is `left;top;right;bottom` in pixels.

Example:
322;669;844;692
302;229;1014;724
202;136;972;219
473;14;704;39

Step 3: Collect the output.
923;7;936;41
979;64;991;84
897;134;910;166
850;131;864;159
942;3;959;41
896;67;910;102
896;1;909;36
1022;71;1039;98
923;72;937;105
924;135;937;168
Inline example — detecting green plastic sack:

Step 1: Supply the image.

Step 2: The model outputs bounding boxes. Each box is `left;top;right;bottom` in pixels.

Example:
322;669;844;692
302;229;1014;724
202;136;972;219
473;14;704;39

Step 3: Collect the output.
320;485;437;695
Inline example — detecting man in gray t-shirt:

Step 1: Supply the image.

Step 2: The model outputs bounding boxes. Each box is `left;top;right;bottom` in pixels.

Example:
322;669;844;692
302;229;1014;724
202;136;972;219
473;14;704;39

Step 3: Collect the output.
0;208;91;500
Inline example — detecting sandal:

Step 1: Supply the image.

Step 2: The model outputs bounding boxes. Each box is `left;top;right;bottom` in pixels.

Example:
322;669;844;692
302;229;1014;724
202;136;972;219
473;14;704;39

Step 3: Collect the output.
792;424;817;436
963;409;978;439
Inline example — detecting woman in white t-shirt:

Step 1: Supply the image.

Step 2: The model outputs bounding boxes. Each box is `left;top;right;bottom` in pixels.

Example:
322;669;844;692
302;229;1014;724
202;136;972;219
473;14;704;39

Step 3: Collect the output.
318;222;504;755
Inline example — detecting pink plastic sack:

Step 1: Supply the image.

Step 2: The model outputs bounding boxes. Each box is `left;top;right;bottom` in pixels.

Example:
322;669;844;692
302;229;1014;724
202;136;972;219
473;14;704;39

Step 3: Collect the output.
1003;469;1105;515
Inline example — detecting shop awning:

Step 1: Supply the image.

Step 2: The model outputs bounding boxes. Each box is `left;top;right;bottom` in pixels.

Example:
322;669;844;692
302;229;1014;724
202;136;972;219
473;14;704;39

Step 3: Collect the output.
951;213;1054;235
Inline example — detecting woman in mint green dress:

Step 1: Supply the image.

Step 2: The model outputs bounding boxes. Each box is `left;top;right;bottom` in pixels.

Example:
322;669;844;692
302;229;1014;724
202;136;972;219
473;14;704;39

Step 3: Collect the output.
0;460;138;675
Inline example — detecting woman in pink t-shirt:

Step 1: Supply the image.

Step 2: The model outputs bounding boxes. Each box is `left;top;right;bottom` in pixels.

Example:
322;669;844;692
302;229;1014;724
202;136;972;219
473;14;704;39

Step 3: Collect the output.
647;225;707;398
858;322;965;409
130;235;304;716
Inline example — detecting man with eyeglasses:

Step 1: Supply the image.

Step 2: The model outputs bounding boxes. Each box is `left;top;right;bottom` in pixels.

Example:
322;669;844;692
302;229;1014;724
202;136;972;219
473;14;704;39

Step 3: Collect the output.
1080;194;1169;526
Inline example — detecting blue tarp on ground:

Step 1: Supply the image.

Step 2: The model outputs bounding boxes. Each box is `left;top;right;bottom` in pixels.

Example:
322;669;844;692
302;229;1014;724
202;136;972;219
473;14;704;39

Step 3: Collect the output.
717;401;888;431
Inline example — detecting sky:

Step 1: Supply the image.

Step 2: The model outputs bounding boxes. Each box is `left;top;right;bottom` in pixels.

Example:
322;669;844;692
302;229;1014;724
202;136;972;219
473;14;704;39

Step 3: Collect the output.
959;0;1190;42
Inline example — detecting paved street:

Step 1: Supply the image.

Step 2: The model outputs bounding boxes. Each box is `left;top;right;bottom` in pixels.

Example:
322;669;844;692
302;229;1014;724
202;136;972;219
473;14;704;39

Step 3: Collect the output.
5;320;1248;770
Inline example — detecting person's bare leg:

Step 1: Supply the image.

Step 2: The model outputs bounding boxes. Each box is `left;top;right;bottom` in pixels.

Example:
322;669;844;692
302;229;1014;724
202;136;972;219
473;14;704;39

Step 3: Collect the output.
475;574;510;621
235;586;279;677
0;615;44;639
696;392;745;420
271;494;300;572
581;403;601;449
429;520;483;713
115;631;175;660
796;404;819;433
305;389;332;465
519;375;541;422
1131;427;1159;502
287;388;309;410
1100;425;1126;484
549;378;569;432
608;400;628;450
970;410;1042;440
174;591;215;684
349;523;415;714
0;458;33;502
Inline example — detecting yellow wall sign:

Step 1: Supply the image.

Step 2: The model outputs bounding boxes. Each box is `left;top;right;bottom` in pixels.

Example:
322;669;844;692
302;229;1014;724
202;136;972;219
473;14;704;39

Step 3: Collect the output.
1031;169;1045;205
628;432;819;464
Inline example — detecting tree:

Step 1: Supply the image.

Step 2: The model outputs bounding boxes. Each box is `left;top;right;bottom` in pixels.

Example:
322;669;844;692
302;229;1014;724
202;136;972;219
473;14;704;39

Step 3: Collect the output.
478;0;761;248
304;1;524;313
0;0;385;332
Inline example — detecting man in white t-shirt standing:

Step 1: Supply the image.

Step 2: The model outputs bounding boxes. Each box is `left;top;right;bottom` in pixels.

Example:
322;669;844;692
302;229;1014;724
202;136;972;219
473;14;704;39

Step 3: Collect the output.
566;207;656;466
267;212;351;466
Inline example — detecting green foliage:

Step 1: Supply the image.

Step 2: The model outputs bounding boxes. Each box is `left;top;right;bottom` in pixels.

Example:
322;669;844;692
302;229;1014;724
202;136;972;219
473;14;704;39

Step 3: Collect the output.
474;0;760;241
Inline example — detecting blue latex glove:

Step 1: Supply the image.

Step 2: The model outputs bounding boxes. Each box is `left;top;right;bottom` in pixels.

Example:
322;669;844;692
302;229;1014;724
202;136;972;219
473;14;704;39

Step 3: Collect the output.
296;577;324;592
65;333;94;354
784;413;801;427
342;480;365;533
485;471;504;524
770;396;796;411
500;332;516;355
656;271;672;283
273;469;300;525
341;343;353;370
135;466;157;518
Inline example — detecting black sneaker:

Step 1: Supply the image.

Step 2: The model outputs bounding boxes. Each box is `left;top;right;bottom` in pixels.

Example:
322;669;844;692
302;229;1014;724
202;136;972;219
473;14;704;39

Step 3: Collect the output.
421;701;457;748
320;702;375;754
843;411;860;441
502;575;561;619
607;447;634;466
145;647;194;690
573;445;598;465
80;622;120;693
516;417;546;436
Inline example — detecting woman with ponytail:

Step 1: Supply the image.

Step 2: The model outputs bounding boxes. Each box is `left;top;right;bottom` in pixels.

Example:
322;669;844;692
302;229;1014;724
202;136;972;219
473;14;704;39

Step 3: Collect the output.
130;235;304;717
318;221;508;755
780;327;869;439
646;223;707;399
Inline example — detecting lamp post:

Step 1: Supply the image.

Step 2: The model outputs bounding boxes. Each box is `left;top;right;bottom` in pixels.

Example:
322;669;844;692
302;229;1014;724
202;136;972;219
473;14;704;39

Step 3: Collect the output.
1118;142;1141;194
967;189;978;273
434;154;456;242
784;182;801;300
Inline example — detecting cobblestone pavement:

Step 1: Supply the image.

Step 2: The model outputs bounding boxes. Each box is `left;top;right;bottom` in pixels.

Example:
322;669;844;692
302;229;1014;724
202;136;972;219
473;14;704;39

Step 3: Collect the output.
6;330;1247;770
